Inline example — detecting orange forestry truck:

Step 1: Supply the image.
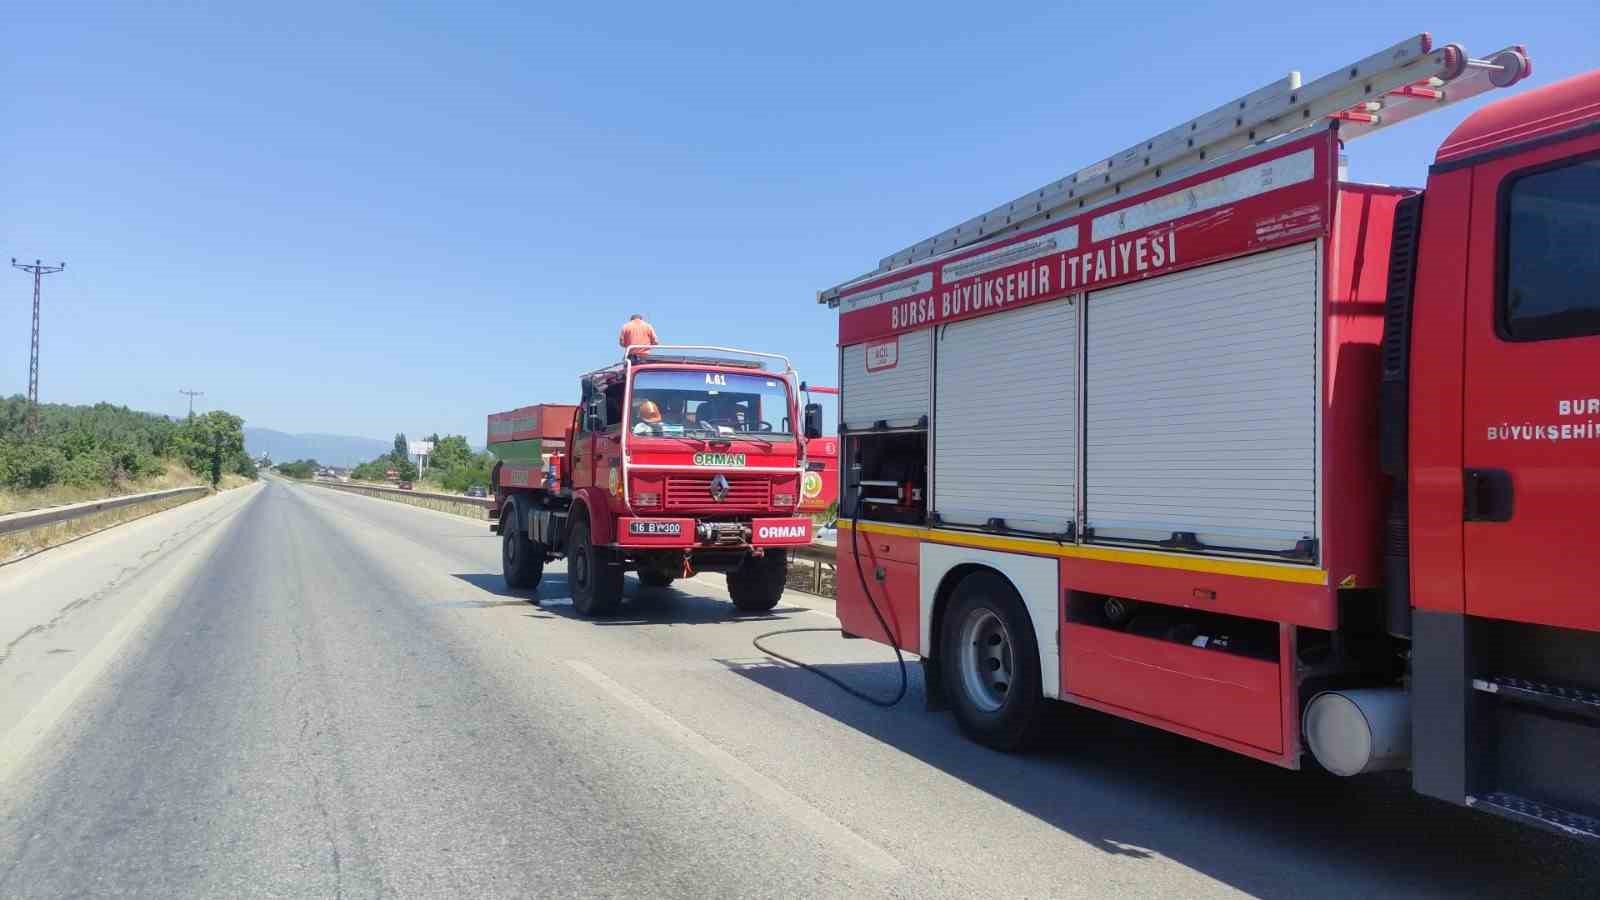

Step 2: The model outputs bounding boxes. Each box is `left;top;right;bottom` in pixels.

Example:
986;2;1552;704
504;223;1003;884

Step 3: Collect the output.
488;345;826;616
818;35;1600;840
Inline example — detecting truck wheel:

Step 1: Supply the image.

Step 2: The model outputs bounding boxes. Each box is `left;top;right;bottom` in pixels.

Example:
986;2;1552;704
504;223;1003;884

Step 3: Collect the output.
727;549;787;613
569;517;622;617
939;571;1044;752
501;504;545;590
638;569;676;588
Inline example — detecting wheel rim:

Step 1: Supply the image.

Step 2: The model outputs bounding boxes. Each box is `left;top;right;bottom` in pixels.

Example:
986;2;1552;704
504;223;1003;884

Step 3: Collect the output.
957;605;1014;713
503;523;517;567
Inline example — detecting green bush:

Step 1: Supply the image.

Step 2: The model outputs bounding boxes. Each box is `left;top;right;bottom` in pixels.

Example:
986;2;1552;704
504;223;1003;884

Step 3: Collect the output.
0;442;66;489
62;451;112;487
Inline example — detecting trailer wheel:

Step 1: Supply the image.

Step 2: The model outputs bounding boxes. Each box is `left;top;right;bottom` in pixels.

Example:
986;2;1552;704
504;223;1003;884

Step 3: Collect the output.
569;517;622;617
637;569;676;588
501;503;544;590
940;571;1044;752
727;549;787;613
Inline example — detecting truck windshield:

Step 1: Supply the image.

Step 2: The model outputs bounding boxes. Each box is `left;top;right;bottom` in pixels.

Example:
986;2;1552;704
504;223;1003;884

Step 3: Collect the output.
630;369;793;438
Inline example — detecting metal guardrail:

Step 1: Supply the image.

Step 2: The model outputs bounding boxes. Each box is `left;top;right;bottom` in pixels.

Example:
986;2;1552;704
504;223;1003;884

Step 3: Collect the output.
0;485;210;536
310;479;492;507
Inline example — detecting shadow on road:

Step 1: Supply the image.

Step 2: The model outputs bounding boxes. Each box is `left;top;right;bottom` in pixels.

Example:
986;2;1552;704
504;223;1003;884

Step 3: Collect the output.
725;658;1600;898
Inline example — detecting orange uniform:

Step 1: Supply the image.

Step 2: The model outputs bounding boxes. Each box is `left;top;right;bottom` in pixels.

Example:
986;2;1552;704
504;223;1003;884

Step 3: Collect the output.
619;318;658;351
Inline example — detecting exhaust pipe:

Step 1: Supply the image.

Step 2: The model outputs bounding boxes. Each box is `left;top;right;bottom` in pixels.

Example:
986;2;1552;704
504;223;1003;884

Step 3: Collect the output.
1303;688;1410;776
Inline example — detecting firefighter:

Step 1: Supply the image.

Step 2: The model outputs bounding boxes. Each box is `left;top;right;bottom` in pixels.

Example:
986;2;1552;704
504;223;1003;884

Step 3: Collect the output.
619;313;659;359
632;398;665;434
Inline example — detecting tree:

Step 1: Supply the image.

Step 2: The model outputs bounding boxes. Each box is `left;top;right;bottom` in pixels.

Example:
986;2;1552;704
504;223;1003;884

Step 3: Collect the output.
429;434;473;472
392;433;409;462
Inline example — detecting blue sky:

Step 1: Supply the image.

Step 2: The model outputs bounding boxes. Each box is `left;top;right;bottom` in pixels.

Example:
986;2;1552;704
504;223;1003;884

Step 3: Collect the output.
4;3;1595;443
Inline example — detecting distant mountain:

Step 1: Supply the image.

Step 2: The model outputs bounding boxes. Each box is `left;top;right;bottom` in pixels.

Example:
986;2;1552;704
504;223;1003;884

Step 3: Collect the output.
244;428;390;467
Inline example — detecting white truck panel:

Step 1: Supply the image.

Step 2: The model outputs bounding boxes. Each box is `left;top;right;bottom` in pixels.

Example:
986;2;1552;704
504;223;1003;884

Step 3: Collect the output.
934;297;1076;534
1084;242;1319;553
919;542;1061;700
840;328;931;429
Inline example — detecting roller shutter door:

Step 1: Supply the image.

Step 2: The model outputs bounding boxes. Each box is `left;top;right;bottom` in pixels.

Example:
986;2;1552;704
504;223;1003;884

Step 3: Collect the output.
841;328;931;429
934;298;1076;534
1084;243;1318;555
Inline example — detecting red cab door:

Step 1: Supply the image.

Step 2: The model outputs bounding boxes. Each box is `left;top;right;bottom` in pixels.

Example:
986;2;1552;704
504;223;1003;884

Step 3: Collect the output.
1461;135;1600;631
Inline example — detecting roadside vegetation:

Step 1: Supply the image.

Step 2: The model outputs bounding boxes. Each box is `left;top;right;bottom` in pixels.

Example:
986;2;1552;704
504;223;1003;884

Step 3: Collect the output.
273;459;319;479
0;397;257;515
349;432;492;493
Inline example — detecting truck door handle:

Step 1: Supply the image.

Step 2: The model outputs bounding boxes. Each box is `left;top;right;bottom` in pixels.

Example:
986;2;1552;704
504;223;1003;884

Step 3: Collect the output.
1464;468;1514;522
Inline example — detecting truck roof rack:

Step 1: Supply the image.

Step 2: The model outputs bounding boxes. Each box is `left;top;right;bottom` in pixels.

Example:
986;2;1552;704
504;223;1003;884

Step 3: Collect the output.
624;344;795;374
818;33;1530;304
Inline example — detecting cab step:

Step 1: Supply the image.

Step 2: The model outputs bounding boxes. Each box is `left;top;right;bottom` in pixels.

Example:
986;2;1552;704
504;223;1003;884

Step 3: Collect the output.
1472;676;1600;724
1467;791;1600;841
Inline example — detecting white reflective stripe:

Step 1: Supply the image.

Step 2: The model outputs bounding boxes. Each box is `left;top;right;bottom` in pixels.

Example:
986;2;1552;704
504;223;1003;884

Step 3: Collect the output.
1090;148;1315;242
627;464;803;474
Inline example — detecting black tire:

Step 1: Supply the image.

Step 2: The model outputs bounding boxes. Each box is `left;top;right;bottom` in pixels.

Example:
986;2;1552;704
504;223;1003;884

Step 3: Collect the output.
501;503;545;590
569;517;622;617
727;549;787;613
637;569;676;588
939;571;1045;752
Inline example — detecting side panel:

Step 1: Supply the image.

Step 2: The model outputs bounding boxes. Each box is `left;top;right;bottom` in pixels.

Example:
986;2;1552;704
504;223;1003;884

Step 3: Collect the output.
1084;242;1320;554
1061;622;1283;753
837;528;921;652
1407;169;1473;613
919;543;1060;700
840;328;932;429
933;297;1077;534
1323;185;1408;588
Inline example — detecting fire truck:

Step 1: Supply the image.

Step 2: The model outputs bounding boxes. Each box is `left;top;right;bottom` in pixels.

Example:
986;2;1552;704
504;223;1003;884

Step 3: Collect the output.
797;383;840;516
818;35;1600;839
488;346;824;616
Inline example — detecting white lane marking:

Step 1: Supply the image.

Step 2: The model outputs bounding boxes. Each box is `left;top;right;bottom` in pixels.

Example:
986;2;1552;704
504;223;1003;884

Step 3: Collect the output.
0;487;255;788
565;659;902;875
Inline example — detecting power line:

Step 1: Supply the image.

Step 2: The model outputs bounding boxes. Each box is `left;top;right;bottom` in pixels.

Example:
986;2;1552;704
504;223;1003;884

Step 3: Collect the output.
11;258;66;436
179;389;205;418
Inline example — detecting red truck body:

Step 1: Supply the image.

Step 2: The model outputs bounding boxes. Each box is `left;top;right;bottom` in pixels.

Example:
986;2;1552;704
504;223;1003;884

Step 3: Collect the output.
489;347;825;615
818;38;1600;841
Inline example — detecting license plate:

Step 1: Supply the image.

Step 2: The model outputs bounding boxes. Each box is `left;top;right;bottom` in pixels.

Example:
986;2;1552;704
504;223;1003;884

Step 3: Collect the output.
629;520;682;536
693;452;746;467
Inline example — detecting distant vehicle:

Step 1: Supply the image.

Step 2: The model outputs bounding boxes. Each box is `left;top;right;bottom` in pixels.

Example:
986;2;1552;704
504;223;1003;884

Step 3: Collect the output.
397;481;414;491
488;344;825;616
465;485;488;498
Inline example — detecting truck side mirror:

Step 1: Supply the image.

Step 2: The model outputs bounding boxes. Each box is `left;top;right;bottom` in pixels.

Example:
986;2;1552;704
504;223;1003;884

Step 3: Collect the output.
585;412;605;432
803;402;824;439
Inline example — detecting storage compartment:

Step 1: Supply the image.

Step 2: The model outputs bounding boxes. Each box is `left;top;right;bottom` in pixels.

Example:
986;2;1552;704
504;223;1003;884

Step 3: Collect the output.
836;552;920;652
1063;621;1284;753
844;431;926;525
841;328;932;430
1083;242;1319;559
934;296;1077;536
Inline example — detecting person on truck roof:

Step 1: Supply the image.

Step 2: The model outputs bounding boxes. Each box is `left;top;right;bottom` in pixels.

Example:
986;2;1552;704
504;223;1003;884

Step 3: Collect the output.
619;314;658;358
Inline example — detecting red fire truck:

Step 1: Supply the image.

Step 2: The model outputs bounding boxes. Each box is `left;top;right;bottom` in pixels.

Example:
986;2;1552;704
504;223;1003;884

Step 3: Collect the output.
819;35;1600;839
488;345;825;616
797;383;840;516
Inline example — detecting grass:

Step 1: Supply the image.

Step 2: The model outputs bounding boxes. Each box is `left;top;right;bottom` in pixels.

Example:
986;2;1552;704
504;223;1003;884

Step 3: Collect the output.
0;463;257;564
0;461;211;516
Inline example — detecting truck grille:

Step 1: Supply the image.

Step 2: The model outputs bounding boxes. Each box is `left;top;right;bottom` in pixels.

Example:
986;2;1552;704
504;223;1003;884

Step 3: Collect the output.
665;475;769;511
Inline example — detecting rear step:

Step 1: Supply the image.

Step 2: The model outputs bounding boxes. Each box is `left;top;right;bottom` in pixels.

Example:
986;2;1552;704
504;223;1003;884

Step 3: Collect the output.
1467;792;1600;841
1472;676;1600;723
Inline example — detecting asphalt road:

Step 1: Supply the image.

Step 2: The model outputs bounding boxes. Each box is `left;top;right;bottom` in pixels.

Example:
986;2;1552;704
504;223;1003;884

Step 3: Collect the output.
0;477;1595;898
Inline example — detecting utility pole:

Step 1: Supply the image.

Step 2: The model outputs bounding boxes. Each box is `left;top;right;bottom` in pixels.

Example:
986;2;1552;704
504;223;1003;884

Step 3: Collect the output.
11;258;66;436
179;389;204;419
